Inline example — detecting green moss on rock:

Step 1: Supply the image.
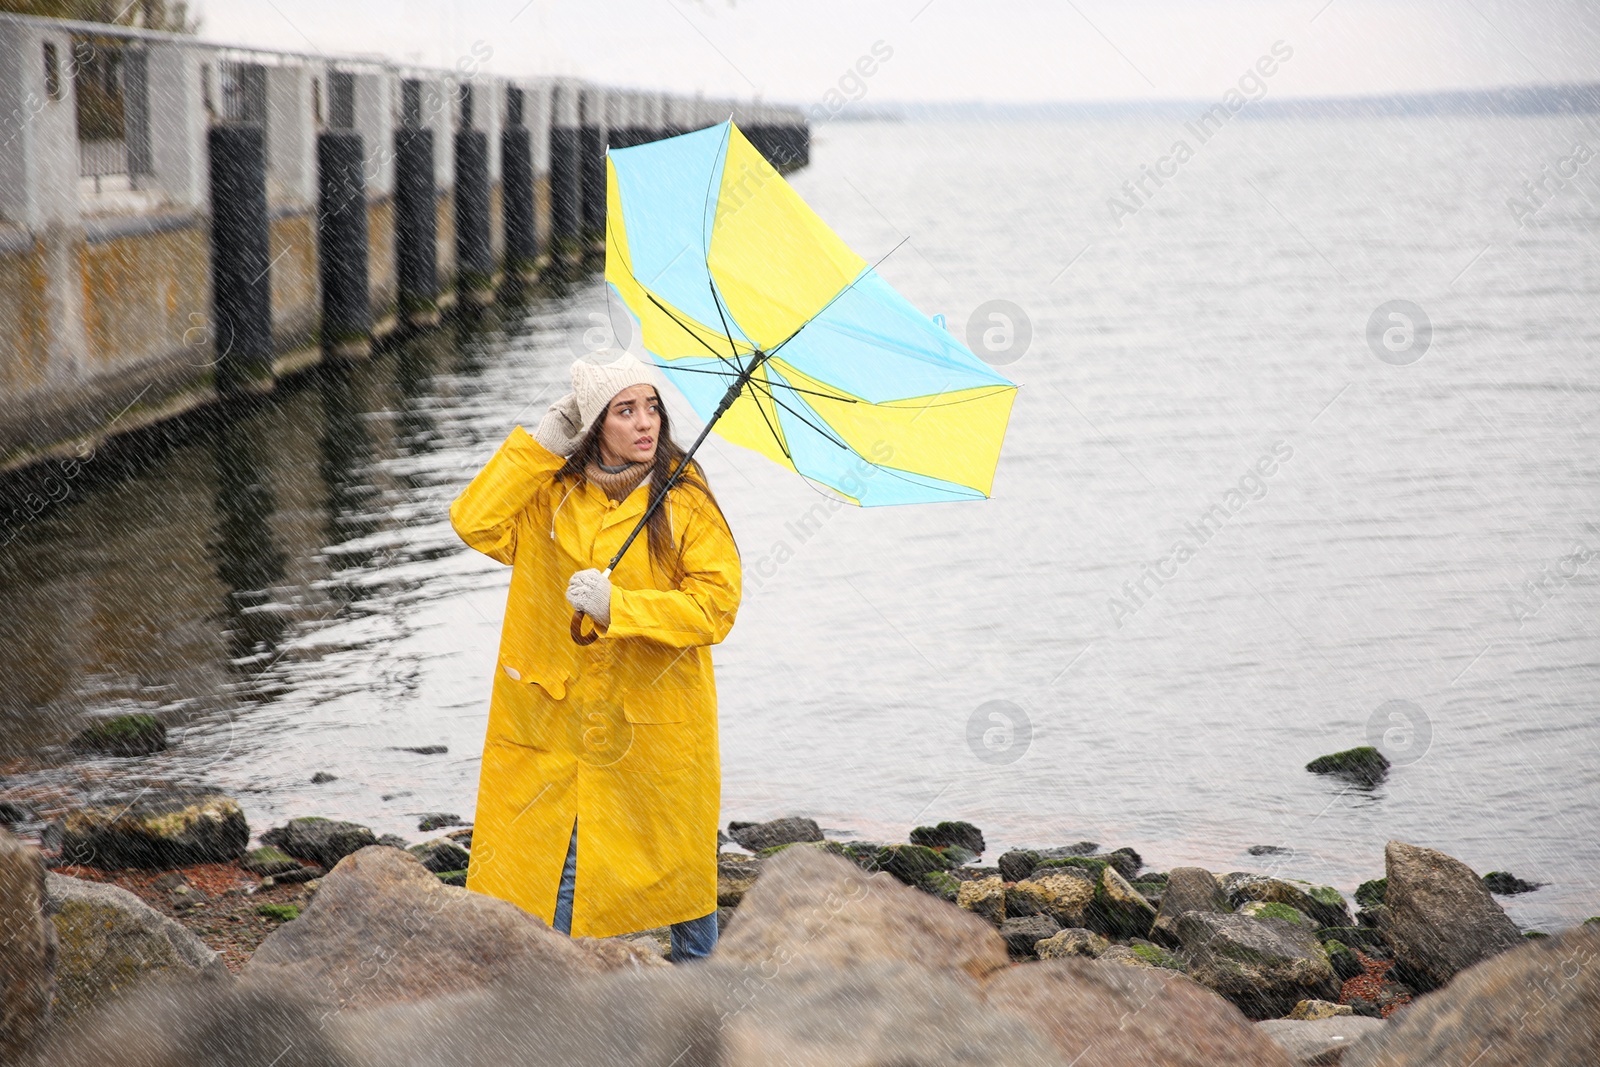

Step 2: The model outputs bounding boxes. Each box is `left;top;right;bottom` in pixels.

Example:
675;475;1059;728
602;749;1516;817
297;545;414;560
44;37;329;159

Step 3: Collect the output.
70;714;167;757
255;903;300;922
908;820;985;855
1355;877;1388;908
1128;939;1186;971
875;843;951;886
241;846;299;876
1305;746;1389;785
1250;901;1311;926
920;870;961;902
1035;856;1108;877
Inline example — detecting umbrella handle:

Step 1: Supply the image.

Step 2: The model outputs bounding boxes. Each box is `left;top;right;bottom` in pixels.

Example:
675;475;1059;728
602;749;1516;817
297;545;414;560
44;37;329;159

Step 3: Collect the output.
570;609;599;645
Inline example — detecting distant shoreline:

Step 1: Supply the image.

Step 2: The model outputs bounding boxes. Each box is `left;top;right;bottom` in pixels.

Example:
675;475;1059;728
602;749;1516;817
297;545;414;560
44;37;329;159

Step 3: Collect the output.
814;82;1600;123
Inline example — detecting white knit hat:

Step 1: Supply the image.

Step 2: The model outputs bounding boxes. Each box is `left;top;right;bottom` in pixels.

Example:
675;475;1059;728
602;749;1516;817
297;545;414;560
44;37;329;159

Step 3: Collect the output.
572;350;660;430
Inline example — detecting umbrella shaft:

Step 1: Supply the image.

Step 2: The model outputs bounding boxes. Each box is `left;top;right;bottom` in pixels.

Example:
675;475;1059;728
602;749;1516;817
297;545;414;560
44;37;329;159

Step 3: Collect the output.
605;353;767;572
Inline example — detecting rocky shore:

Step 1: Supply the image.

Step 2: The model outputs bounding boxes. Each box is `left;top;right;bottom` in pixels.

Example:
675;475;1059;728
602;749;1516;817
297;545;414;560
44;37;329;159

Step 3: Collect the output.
1;787;1595;1066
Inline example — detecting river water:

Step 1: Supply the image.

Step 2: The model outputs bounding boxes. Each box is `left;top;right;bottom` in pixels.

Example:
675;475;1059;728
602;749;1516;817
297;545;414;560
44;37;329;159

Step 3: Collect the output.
3;116;1597;931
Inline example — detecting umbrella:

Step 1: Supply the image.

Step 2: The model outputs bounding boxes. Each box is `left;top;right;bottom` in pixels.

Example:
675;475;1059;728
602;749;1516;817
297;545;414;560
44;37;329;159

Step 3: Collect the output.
572;120;1018;642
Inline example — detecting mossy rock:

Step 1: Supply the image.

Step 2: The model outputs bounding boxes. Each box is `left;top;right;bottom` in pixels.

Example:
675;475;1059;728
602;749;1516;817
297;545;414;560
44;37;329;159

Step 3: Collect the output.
1354;877;1388;908
436;870;467;887
1523;930;1550;939
1303;883;1347;909
1243;901;1311;926
919;870;961;902
1130;881;1166;906
241;846;300;877
908;820;985;855
1482;870;1542;895
1087;867;1158;939
1305;746;1389;785
70;714;167;757
1033;856;1108;878
997;849;1041;882
1586;917;1600;925
1315;925;1387;952
52;791;249;869
1102;847;1143;880
1127;938;1186;972
1323;938;1362;981
874;843;951;886
256;903;300;922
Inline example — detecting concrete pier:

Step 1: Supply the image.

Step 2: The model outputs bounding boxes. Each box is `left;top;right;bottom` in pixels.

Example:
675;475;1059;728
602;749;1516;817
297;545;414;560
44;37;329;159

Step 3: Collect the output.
0;12;808;474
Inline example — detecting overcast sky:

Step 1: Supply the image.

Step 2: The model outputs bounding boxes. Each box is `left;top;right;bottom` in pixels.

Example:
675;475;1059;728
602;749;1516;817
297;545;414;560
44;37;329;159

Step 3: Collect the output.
193;1;1600;103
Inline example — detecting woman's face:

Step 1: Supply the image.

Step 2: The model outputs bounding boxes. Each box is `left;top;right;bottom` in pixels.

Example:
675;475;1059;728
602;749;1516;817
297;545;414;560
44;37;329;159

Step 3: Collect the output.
598;384;661;467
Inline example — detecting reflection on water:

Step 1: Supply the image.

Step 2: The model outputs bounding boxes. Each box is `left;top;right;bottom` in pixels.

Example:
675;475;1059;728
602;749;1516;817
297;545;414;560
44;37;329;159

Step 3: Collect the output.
214;410;288;679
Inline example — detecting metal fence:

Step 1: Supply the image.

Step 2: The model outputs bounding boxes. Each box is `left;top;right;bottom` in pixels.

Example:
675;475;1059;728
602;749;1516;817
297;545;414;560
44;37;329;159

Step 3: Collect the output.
73;37;151;193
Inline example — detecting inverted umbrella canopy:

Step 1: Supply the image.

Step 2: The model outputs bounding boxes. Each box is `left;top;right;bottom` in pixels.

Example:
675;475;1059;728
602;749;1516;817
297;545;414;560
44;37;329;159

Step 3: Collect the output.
603;120;1018;507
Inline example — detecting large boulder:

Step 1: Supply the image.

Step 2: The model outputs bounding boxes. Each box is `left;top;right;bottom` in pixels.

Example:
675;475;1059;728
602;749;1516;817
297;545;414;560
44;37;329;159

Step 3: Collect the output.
983;958;1296;1067
48;790;248;869
22;973;346;1067
260;817;378;870
1379;840;1522;991
727;816;822;852
44;872;224;1023
1257;1017;1386;1066
1151;866;1232;946
956;875;1006;926
1007;870;1095;927
1;830;56;1060
711;843;1009;984
241;845;602;1010
679;961;1070;1066
1222;873;1353;929
1341;921;1600;1067
336;958;1070;1067
1091;865;1159;937
1177;911;1340;1020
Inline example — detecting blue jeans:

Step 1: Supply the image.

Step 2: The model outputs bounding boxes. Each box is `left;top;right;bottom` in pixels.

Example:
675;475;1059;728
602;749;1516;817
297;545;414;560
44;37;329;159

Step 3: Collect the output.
552;818;718;961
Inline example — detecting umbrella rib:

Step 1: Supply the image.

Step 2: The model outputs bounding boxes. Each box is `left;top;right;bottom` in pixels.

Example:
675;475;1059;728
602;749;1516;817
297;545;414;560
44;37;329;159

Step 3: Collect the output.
707;278;744;367
747;380;793;462
767;237;910;359
660;362;858;403
746;378;852;452
643;290;746;372
875;386;1017;410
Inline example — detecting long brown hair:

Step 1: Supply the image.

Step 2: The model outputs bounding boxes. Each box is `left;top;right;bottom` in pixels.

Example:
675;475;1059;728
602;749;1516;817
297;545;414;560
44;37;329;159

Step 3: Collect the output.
556;395;733;578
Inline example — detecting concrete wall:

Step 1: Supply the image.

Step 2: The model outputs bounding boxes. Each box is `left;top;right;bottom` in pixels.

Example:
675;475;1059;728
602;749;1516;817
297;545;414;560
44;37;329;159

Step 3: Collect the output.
0;12;808;472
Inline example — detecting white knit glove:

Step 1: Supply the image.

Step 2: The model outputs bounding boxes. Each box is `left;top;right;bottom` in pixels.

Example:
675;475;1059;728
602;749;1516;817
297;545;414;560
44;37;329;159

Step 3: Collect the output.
533;393;584;456
565;569;612;627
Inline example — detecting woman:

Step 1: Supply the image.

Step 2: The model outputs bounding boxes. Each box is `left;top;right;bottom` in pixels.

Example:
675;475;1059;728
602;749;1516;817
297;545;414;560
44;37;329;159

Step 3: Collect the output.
449;351;740;961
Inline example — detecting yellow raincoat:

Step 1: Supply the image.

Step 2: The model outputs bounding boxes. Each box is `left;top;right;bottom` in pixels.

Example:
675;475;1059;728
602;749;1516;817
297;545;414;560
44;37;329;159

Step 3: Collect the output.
449;426;740;937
